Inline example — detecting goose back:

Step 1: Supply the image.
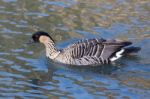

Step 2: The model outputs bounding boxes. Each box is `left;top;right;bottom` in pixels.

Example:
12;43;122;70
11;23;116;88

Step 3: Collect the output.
58;38;132;65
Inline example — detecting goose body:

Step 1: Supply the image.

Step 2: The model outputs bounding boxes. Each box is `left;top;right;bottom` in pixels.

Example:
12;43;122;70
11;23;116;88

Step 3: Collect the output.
30;31;141;66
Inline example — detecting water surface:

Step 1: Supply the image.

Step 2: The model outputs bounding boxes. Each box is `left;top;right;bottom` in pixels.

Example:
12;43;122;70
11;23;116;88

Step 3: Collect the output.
0;0;150;99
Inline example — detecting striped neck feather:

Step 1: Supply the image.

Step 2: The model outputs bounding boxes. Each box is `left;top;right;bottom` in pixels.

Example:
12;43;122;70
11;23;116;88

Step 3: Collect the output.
44;39;59;59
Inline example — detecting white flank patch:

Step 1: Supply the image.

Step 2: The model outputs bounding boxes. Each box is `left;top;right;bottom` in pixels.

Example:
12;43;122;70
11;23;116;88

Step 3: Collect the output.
110;49;124;61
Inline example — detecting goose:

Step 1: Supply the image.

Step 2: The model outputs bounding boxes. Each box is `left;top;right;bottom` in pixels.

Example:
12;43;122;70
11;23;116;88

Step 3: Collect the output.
28;31;141;66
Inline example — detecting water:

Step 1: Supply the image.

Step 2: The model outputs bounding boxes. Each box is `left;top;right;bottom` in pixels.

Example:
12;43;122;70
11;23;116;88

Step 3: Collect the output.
0;0;150;98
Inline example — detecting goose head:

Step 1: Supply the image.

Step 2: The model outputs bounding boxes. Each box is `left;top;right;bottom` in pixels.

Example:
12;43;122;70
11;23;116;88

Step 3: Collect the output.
29;31;54;44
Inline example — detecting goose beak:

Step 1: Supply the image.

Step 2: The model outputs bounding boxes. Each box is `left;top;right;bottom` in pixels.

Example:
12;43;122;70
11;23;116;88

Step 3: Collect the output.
26;39;35;44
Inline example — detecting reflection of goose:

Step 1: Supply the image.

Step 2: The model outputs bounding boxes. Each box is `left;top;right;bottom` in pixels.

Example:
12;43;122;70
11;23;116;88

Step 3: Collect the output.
29;31;141;66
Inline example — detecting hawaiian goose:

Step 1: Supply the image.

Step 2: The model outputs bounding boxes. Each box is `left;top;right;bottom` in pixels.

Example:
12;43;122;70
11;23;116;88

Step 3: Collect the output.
29;31;141;66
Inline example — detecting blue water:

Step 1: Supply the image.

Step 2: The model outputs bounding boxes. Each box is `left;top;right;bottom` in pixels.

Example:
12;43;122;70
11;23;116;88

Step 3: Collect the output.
0;0;150;99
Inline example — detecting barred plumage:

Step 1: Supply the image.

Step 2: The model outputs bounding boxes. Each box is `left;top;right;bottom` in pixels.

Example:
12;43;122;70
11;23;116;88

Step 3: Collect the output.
30;31;141;66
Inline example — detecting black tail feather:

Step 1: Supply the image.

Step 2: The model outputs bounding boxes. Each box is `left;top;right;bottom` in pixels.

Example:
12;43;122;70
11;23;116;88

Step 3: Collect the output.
124;47;141;55
122;41;132;46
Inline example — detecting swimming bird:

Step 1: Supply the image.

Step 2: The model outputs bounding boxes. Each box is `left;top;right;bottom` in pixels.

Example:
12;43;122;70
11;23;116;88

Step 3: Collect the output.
29;31;141;66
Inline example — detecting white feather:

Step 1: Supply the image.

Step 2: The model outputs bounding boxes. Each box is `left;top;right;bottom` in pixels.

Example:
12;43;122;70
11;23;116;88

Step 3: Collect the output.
110;49;124;61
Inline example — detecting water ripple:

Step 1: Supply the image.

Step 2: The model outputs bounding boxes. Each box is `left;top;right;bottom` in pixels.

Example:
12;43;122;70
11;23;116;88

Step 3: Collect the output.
0;0;149;98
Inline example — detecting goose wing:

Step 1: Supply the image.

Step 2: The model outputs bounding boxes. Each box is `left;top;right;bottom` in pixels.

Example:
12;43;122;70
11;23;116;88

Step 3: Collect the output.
63;38;132;63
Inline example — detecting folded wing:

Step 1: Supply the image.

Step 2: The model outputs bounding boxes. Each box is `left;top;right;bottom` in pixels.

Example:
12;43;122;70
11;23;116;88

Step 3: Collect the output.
63;38;132;65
